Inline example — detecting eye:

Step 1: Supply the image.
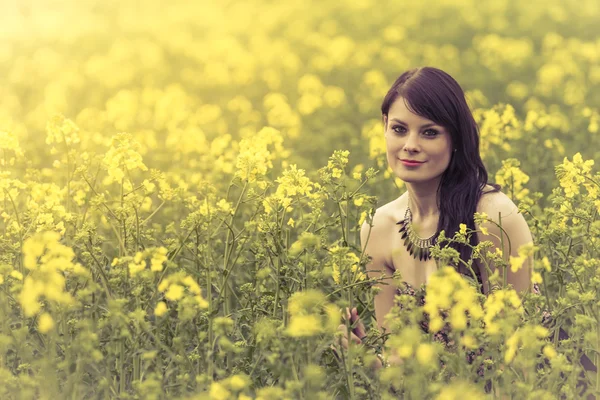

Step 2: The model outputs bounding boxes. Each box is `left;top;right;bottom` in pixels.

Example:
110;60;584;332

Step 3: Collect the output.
423;129;440;137
391;125;406;134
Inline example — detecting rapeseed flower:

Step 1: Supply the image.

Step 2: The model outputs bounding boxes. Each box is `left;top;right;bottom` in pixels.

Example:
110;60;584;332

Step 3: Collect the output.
0;130;24;165
328;245;366;285
262;164;315;214
509;242;535;273
45;114;80;147
209;381;231;400
285;289;338;338
158;273;209;313
38;312;54;333
435;380;484;399
483;288;523;336
102;132;148;185
165;284;184;301
150;247;168;272
128;252;145;277
416;343;436;367
19;231;86;317
154;301;168;317
555;152;594;198
235;126;285;185
495;158;530;201
423;266;483;333
474;104;521;156
504;324;550;364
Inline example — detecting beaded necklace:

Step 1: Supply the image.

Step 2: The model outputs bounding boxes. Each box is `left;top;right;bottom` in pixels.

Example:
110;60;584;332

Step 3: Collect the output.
395;204;437;261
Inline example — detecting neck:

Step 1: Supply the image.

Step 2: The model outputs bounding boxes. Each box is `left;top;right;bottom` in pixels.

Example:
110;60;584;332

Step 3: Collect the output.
406;182;440;219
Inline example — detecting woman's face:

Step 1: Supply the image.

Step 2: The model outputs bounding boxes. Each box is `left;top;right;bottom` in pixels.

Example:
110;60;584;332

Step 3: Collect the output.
384;97;453;185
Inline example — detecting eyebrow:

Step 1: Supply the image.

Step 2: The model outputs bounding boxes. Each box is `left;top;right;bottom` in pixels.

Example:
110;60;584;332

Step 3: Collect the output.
389;118;439;129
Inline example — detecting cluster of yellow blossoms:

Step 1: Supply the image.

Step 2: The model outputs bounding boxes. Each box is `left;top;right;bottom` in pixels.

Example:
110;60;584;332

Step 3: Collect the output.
423;266;484;333
113;246;169;277
556;152;597;203
327;245;366;286
234;126;288;187
285;289;338;338
155;272;209;320
18;231;88;332
102;132;148;185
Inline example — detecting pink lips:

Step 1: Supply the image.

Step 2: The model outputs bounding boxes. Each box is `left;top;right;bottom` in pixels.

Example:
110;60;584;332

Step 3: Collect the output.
400;160;424;167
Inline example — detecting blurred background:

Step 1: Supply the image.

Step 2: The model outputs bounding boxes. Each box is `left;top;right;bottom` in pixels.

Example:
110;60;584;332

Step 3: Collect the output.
1;0;599;207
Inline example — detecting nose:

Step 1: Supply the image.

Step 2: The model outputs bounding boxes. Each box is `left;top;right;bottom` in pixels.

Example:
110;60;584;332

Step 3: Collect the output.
403;131;420;153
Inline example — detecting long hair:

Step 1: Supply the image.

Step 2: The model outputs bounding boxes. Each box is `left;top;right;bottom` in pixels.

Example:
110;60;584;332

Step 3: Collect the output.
380;66;500;283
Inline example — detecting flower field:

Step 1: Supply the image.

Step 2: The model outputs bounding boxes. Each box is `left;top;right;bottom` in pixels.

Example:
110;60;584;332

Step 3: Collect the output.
1;0;600;398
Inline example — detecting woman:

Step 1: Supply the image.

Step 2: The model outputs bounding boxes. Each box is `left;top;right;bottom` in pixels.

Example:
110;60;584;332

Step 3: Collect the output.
337;66;534;367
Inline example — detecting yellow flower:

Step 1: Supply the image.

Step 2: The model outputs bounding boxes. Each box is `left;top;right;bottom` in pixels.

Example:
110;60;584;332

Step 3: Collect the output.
510;242;535;272
209;382;231;400
234;126;284;183
435;380;484;399
286;218;295;227
228;374;249;391
38;313;55;333
504;331;519;363
102;132;148;185
19;231;82;317
10;270;23;280
397;344;413;358
416;343;435;366
286;314;322;337
543;345;557;359
540;257;551;272
128;260;146;277
154;301;168;317
165;284;184;301
45;114;81;147
459;223;467;235
461;335;477;349
494;159;530;201
150;247;168;272
183;276;202;295
329;248;365;286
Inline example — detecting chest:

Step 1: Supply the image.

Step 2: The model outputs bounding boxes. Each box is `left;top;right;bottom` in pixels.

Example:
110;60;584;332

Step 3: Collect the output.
389;235;439;288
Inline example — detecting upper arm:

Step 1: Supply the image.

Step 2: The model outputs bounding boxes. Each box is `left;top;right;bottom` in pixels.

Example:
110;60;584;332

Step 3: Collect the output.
360;213;396;334
475;193;533;296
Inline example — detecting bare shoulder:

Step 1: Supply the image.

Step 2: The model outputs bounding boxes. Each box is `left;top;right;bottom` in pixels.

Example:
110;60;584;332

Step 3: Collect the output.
475;186;533;254
475;186;534;294
476;187;520;222
362;194;406;235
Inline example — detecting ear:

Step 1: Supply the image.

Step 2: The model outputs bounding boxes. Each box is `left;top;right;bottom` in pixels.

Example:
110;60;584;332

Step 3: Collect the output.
382;114;387;129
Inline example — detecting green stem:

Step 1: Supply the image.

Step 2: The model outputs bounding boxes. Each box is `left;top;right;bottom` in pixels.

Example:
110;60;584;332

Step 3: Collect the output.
596;308;600;395
336;199;347;246
140;200;165;226
206;200;214;379
498;212;508;288
119;339;125;394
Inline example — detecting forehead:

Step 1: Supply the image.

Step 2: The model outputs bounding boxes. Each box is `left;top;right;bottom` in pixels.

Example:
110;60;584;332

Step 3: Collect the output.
387;97;436;124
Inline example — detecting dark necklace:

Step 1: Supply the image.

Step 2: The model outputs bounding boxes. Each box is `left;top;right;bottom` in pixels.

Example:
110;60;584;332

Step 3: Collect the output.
396;205;436;261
